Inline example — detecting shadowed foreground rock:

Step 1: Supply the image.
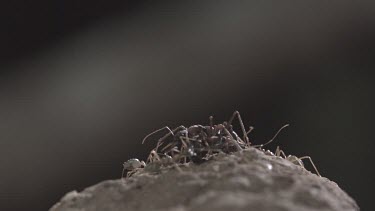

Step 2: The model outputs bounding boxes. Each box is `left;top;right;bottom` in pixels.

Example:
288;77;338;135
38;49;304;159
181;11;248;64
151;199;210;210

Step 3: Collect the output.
50;148;359;211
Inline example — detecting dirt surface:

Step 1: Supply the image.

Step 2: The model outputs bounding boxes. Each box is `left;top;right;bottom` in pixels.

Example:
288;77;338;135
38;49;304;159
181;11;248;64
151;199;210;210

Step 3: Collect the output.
50;148;359;211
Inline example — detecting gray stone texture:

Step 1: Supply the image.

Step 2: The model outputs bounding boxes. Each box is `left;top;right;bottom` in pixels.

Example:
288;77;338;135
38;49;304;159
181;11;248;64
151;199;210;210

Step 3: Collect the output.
50;148;359;211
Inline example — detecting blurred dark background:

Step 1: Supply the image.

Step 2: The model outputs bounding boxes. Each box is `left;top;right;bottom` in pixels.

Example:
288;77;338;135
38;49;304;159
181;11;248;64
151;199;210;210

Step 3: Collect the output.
1;1;374;210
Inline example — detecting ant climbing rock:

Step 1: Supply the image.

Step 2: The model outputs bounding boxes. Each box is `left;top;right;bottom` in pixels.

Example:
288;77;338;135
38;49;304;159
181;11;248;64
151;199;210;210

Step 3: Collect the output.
274;146;321;176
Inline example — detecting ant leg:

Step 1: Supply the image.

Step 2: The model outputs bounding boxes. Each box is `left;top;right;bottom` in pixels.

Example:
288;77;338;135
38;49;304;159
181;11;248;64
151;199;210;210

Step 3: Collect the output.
209;116;214;128
275;146;281;156
161;141;177;153
167;156;184;173
180;136;189;148
172;125;187;133
143;125;186;146
279;150;287;159
228;125;245;145
275;146;287;159
176;130;193;160
174;145;185;164
246;126;254;135
121;166;127;183
228;111;250;146
204;116;215;136
244;126;254;147
126;169;138;179
146;155;153;163
173;163;183;173
253;124;289;149
170;147;180;157
148;125;187;153
147;150;162;163
142;126;174;144
223;128;243;151
202;138;210;147
152;150;161;161
299;156;321;176
180;145;188;164
154;139;165;152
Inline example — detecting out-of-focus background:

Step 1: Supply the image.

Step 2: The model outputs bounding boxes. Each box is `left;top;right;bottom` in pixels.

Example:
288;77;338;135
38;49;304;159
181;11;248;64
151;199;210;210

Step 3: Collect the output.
1;1;374;210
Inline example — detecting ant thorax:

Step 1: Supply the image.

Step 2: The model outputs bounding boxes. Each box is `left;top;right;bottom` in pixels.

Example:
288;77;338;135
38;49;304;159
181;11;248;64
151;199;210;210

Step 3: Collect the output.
287;155;304;167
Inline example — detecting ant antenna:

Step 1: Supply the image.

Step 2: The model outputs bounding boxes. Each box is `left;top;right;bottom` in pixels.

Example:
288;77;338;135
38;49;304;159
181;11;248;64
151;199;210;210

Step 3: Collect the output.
142;126;174;144
253;124;289;148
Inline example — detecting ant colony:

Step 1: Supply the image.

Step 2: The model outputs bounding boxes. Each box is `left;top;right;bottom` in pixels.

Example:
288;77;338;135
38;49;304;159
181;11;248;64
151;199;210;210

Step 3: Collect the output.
122;111;321;180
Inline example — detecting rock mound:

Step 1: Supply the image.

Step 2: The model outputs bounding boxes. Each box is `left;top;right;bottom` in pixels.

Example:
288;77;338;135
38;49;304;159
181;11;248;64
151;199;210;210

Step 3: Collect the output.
50;148;359;211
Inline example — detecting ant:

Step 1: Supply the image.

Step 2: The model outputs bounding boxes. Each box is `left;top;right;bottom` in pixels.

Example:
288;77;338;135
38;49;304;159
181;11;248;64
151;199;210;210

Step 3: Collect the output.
121;158;146;180
254;125;321;177
274;146;321;176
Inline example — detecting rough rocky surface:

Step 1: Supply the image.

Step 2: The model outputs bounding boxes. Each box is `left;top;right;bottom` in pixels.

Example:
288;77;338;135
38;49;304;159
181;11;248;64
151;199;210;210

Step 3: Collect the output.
50;148;359;211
